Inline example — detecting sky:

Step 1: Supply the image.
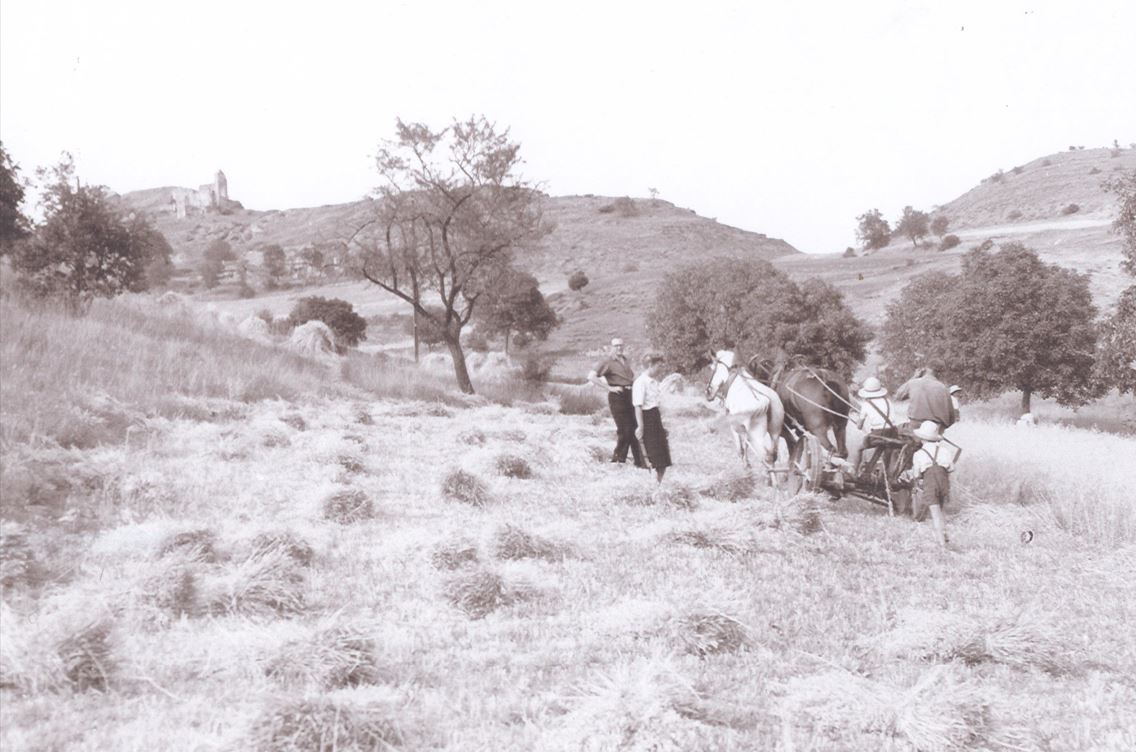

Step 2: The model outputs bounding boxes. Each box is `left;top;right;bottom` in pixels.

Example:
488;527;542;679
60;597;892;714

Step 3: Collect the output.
2;0;1133;253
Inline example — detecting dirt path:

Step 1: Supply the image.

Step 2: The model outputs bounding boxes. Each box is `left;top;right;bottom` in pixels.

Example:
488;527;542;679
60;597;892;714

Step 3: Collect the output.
955;217;1110;238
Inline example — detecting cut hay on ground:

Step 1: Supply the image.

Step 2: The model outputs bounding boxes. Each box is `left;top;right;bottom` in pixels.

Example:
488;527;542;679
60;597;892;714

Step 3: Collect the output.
699;473;757;502
493;524;569;562
667;525;753;555
322;489;375;524
248;697;403;752
619;483;698;511
141;563;200;619
264;624;380;689
156;528;219;563
201;549;305;618
430;540;479;571
672;612;752;657
288;320;336;356
877;608;1077;675
784;665;1029;751
56;619;114;691
443;569;528;619
495;454;533;479
250;532;315;567
0;523;34;589
441;469;490;507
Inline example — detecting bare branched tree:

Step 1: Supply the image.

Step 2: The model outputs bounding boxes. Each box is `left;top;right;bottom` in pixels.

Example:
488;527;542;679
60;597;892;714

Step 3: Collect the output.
351;117;548;393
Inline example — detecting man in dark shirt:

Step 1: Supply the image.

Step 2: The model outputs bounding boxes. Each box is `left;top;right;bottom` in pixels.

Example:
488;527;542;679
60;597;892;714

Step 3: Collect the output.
894;367;958;430
587;337;646;467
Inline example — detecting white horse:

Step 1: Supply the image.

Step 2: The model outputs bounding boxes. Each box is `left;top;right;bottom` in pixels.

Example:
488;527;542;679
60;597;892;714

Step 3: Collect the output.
705;350;786;473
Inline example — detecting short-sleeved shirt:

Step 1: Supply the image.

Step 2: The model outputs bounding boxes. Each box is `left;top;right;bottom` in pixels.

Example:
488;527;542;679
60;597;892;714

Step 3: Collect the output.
911;442;957;476
857;397;892;432
594;355;635;387
632;373;661;410
898;376;955;427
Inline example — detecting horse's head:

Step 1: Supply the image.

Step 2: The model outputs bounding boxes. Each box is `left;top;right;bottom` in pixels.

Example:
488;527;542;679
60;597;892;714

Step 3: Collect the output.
705;349;737;401
747;352;788;387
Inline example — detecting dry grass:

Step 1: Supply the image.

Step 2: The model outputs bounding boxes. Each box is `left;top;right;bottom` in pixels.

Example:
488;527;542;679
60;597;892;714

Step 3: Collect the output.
443;569;529;620
699;472;757;502
322;489;375;524
156;528;219;563
441;469;490;507
265;623;380;689
247;697;403;752
673;612;751;656
494;454;533;479
1;522;34;589
57;619;114;692
493;524;569;562
250;532;315;567
201;548;306;618
430;539;480;571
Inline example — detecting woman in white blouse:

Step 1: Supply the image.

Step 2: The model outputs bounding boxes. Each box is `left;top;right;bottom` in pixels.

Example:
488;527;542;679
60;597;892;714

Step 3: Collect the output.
632;355;672;482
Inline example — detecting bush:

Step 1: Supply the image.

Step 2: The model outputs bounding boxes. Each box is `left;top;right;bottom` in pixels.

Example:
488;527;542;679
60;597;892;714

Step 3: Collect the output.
939;234;961;251
287;297;367;348
521;353;555;383
464;329;490;352
1061;203;1080;215
842;247;856;258
622;262;640;272
614;196;639;217
988;169;1005;183
1089;167;1102;175
1007;210;1023;220
974;238;995;252
568;270;589;291
1012;165;1024;175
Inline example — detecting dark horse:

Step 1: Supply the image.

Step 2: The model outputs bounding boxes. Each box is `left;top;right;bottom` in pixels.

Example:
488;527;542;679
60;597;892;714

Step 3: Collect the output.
749;357;850;459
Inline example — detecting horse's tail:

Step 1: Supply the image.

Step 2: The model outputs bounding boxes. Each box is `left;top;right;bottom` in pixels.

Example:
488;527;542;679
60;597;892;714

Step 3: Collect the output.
765;389;786;463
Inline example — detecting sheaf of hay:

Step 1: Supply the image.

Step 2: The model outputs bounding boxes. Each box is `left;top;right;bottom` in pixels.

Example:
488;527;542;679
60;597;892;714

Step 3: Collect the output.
441;469;490;507
878;608;1078;676
699;473;757;502
141;563;200;619
667;525;753;555
672;611;752;657
785;665;1035;751
586;445;609;463
430;540;480;571
156;528;219;563
459;429;487;446
322;489;375;524
248;697;403;752
619;484;698;511
493;524;569;562
1;522;34;589
443;569;531;620
337;455;367;476
201;548;306;618
56;619;114;692
265;624;381;689
288;320;336;356
250;532;315;567
495;454;533;479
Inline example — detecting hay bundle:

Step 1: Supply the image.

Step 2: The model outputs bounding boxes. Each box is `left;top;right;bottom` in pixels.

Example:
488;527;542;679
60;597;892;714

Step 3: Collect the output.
248;697;402;752
444;569;525;619
265;625;380;688
654;484;698;511
668;526;752;555
785;666;1009;751
699;473;757;502
142;564;199;618
237;315;272;342
203;548;305;618
337;455;366;475
156;528;218;563
673;612;751;657
880;609;1075;675
493;525;568;562
289;320;336;356
57;620;113;691
430;540;479;570
0;523;34;589
322;489;374;524
251;532;315;567
586;445;609;463
460;429;487;446
441;469;490;507
280;414;307;431
495;454;533;479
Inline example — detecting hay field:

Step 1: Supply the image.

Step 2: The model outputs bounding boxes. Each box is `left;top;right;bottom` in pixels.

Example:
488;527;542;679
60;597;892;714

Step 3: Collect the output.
2;297;1135;751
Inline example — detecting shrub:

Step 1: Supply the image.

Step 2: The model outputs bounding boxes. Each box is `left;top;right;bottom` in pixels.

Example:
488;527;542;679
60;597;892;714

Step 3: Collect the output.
521;353;555;383
939;234;961;251
442;469;490;506
287;297;367;348
622;262;640;272
464;329;490;352
988;169;1004;183
1012;165;1024;175
1061;203;1080;215
1042;159;1052;166
495;454;533;479
555;387;606;416
613;196;639;217
568;270;589;291
57;620;114;691
322;489;374;524
905;258;915;267
1007;209;1023;220
1;524;35;589
1089;166;1102;175
974;238;995;252
842;247;856;258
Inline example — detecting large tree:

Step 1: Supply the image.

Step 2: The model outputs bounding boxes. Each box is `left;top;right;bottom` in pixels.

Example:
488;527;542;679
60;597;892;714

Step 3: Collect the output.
353;116;548;393
473;269;559;354
10;155;166;310
881;242;1100;412
646;257;871;376
1102;168;1136;275
855;208;891;251
1093;285;1136;395
1;142;31;255
895;206;930;247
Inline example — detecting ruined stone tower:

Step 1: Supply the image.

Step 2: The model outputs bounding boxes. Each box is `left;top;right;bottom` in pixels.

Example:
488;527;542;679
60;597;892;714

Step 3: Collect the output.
214;170;228;203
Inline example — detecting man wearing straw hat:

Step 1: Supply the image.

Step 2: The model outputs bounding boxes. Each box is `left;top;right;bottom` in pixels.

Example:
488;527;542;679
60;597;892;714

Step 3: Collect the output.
587;337;647;468
905;420;960;548
949;385;963;421
853;376;894;475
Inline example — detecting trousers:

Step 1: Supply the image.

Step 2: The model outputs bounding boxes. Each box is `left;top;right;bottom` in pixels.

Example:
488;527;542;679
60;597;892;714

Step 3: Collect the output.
608;389;645;466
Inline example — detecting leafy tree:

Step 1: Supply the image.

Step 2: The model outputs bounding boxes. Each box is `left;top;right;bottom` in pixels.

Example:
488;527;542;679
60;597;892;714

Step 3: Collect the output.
896;206;930;247
881;242;1100;412
204;238;235;264
568;270;589;291
855;209;891;251
473;269;559;354
199;257;221;289
354;116;548;394
126;214;174;289
300;245;325;279
1093;285;1136;395
0;142;31;255
288;296;367;348
10;155;156;310
1102;168;1136;275
646;257;871;375
930;214;950;239
261;244;288;288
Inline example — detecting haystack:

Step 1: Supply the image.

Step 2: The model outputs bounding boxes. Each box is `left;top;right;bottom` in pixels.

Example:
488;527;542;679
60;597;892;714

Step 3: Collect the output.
441;469;490;507
237;315;272;342
156;528;219;563
443;569;529;619
202;548;305;618
265;624;380;688
289;320;336;356
322;489;374;524
250;532;315;567
673;612;751;656
248;697;402;752
493;524;569;562
430;539;480;570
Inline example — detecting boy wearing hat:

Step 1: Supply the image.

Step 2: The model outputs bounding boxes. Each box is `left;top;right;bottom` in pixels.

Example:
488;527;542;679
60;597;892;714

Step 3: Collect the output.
904;420;960;548
853;377;894;476
949;385;962;422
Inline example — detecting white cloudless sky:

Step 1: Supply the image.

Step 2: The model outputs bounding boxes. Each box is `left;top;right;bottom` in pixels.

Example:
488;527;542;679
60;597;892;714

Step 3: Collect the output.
2;0;1133;252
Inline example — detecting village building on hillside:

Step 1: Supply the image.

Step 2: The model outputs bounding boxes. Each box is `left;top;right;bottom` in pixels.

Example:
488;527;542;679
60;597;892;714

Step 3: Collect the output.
168;170;243;218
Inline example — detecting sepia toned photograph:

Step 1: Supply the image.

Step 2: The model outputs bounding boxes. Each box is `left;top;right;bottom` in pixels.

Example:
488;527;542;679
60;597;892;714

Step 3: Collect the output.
1;1;1134;750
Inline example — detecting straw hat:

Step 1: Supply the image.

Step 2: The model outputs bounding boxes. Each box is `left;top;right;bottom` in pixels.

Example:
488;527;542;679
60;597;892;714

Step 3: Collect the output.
913;420;942;442
949;384;962;395
857;376;887;399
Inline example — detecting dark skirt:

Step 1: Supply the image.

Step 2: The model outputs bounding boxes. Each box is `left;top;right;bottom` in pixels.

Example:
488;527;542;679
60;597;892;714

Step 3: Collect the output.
640;408;671;470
